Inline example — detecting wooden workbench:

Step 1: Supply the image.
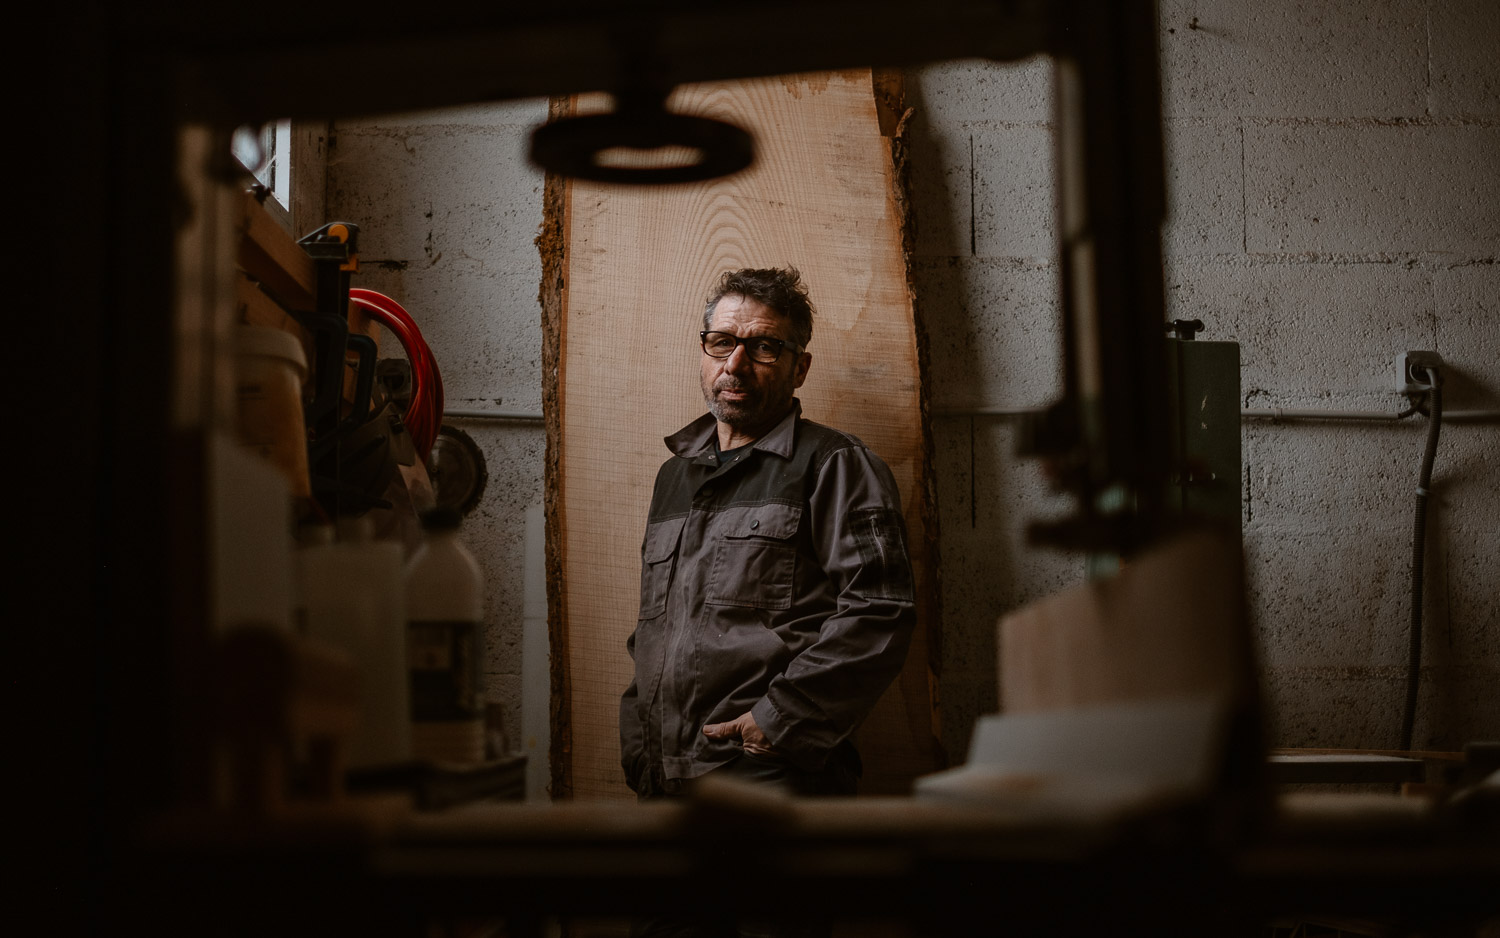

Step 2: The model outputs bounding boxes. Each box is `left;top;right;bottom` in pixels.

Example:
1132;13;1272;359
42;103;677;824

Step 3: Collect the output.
128;783;1499;937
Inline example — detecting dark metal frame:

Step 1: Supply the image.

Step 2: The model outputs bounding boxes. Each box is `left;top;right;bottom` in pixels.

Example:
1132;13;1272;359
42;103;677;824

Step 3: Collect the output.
35;1;1207;930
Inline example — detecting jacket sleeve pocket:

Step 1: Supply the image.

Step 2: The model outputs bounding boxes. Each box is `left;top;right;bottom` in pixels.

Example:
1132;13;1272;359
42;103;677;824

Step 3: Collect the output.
638;516;686;619
850;506;914;602
705;504;802;610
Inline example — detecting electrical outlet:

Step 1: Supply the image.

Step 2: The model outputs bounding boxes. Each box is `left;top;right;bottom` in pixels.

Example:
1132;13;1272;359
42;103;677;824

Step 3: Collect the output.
1396;351;1443;393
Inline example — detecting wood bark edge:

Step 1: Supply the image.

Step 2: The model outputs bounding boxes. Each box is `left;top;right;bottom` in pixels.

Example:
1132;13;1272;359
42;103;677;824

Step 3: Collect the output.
875;67;947;768
536;93;575;800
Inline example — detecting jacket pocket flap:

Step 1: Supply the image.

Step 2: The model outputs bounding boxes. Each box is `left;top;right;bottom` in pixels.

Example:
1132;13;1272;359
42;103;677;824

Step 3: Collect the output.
642;516;686;562
719;503;802;539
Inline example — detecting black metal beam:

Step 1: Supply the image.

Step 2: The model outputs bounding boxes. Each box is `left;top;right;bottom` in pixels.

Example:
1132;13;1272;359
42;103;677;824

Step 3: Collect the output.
145;1;1049;123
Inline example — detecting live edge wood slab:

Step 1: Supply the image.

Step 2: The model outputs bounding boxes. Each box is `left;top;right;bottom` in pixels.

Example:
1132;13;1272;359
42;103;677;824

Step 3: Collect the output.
540;70;941;799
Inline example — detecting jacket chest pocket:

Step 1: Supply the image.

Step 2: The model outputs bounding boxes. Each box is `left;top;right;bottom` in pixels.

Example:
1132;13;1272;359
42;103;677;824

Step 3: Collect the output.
705;504;802;611
638;516;686;619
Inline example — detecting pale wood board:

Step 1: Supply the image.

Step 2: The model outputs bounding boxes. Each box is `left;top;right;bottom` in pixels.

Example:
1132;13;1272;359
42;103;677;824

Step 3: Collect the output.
998;528;1256;714
994;528;1267;810
237;189;316;310
546;70;939;800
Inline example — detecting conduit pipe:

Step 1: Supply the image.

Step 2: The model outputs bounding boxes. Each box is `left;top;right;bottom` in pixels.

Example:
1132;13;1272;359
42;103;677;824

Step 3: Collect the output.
1243;407;1499;423
928;407;1500;423
1402;367;1444;752
440;407;1500;424
444;409;545;421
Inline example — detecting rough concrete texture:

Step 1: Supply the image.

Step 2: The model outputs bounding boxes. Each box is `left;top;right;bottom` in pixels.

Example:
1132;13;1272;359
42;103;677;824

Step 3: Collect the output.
906;57;1054;127
904;56;1053;260
907;0;1498;756
1428;0;1500;117
331;125;546;296
929;416;1080;759
319;0;1498;778
1158;0;1429;119
914;257;1060;410
1245;124;1500;254
1433;264;1500;409
972;126;1058;260
1161;119;1244;254
908;126;973;258
325;99;548;748
1168;259;1439;392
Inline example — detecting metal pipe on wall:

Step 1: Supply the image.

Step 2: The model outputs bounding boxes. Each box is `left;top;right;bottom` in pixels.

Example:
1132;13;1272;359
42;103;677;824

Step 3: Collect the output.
1242;408;1500;423
443;409;545;421
930;407;1500;423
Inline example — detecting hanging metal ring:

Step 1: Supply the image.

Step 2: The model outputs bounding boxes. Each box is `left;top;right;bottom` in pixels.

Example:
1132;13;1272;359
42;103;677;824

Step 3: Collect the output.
529;100;755;185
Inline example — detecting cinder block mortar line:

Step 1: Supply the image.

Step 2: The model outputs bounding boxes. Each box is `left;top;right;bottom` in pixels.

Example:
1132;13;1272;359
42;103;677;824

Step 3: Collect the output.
1425;3;1433;118
956;120;1056;130
1180;252;1499;269
331;124;540;136
1165;116;1253;130
968;133;976;257
1242;457;1253;526
1239;115;1497;128
969;415;977;529
1441;528;1453;657
1425;278;1441;350
1242;485;1441;528
913;256;1056;271
1429;256;1500;270
1239;118;1247;254
1270;664;1481;681
971;254;1061;265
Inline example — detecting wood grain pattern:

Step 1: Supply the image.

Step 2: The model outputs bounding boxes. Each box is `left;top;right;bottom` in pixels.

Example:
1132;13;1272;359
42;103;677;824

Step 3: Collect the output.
237;190;316;311
545;70;939;800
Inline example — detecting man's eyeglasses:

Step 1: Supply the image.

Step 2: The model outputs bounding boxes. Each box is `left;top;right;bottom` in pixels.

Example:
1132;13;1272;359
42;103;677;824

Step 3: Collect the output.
700;331;802;364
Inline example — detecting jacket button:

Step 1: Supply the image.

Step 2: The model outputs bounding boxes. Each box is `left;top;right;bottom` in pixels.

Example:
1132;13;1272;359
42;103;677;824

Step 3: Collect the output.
751;520;759;529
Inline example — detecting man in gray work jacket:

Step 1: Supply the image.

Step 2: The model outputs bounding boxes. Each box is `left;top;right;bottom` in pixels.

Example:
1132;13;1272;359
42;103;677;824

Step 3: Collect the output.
620;266;916;799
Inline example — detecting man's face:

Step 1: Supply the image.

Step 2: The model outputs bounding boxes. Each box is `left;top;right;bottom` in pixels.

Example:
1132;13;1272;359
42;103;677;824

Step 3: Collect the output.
700;294;811;438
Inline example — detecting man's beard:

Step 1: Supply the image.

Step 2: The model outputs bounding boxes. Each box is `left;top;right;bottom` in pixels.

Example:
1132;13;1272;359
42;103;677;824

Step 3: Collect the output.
703;379;788;432
705;381;758;426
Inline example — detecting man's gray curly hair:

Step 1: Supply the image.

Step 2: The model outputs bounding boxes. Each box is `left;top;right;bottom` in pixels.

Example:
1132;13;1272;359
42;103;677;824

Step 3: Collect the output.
702;266;816;350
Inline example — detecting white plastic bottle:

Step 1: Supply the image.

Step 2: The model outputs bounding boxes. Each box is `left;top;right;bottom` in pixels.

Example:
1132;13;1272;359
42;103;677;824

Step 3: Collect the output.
404;508;486;764
297;518;411;769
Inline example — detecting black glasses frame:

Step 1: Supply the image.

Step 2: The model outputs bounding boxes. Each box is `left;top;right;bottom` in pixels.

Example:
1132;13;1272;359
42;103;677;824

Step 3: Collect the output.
700;331;802;364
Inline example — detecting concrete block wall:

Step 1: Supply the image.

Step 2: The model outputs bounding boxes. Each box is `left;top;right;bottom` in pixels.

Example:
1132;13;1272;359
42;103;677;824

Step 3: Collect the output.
318;0;1499;786
905;55;1084;762
911;0;1499;757
321;100;549;759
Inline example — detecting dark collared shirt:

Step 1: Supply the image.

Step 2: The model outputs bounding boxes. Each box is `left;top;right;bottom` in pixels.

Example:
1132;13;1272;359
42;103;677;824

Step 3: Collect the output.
620;400;916;792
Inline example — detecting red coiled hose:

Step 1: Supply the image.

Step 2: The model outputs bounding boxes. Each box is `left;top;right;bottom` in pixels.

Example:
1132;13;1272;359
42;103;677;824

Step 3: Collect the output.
348;288;445;460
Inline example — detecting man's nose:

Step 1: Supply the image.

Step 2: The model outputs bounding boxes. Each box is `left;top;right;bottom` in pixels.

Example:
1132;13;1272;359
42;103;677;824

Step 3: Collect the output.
724;343;755;374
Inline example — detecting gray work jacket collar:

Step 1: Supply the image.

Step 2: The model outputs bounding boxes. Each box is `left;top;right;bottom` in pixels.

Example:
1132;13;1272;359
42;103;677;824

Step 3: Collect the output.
664;399;801;464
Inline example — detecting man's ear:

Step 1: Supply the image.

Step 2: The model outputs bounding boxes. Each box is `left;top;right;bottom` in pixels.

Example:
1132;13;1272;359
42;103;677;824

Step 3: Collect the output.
793;352;812;388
